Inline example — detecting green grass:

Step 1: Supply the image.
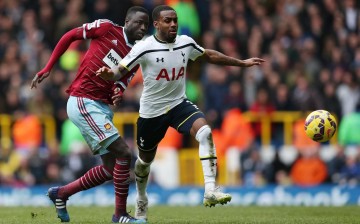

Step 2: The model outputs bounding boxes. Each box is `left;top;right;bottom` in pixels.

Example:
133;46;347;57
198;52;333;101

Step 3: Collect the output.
0;206;359;224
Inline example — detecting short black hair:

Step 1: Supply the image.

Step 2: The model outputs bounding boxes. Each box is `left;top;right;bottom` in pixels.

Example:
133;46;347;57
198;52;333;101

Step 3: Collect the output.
152;5;175;21
126;6;148;20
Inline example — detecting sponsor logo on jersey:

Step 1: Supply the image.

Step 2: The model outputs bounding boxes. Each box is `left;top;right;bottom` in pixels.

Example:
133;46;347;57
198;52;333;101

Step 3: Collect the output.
156;67;185;81
103;49;122;69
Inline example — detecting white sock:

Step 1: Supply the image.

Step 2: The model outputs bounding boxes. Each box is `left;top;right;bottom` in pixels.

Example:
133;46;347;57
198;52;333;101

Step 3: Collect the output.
134;157;151;199
196;125;217;192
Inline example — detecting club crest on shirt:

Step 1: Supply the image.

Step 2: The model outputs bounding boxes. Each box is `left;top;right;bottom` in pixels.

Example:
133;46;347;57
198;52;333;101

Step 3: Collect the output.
104;123;112;130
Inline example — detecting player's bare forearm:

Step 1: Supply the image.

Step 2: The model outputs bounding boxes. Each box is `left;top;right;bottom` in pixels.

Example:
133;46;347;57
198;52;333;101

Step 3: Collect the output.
115;65;129;80
204;49;265;67
96;65;128;81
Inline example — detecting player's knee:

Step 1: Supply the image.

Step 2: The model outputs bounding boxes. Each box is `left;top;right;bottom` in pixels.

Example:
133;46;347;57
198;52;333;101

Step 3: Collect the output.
117;145;132;158
135;156;152;176
111;144;132;158
108;137;132;158
195;125;212;144
137;156;153;166
138;149;156;164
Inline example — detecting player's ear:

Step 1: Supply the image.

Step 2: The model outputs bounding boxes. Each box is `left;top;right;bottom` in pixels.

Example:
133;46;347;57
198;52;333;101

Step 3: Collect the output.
125;14;131;27
153;20;158;29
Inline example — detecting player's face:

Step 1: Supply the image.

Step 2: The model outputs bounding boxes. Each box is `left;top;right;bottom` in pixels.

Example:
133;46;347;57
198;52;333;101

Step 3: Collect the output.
126;12;149;41
154;10;178;42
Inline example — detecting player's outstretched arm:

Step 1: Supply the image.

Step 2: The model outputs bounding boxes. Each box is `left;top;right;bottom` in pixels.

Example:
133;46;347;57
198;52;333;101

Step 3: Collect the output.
96;65;128;81
31;28;84;89
203;49;265;67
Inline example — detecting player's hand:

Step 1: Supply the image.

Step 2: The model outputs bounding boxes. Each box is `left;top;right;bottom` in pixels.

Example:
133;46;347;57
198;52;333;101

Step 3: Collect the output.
242;58;265;67
112;87;123;106
31;72;50;89
96;67;116;81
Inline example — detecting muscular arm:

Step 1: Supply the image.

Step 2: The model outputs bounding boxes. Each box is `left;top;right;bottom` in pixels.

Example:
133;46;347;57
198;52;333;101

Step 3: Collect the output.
39;28;84;74
203;49;264;67
113;65;129;80
31;27;84;88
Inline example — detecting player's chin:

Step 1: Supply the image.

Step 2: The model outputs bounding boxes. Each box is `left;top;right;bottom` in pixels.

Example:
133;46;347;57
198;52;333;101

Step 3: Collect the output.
168;33;177;41
136;33;145;39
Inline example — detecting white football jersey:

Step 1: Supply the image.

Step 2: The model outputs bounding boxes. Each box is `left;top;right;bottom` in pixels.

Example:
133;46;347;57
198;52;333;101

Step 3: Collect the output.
120;35;205;118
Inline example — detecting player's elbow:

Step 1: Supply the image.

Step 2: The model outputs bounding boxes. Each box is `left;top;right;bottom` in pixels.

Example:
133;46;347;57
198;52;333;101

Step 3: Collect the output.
204;49;216;63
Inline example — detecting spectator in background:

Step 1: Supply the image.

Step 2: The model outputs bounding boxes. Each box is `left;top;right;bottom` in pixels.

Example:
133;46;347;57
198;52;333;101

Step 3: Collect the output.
212;108;254;159
291;74;323;111
290;151;328;187
339;152;360;186
18;9;44;74
342;0;359;33
170;0;201;38
336;71;360;117
249;88;275;143
203;64;229;128
272;83;295;146
12;113;42;157
60;119;86;155
37;0;57;48
240;147;269;187
89;0;111;21
322;81;342;119
55;0;88;40
338;102;360;146
223;81;247;112
274;83;294;111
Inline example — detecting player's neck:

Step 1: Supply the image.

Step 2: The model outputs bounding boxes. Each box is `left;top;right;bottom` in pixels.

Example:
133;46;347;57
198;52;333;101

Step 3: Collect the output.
124;29;135;45
154;34;175;43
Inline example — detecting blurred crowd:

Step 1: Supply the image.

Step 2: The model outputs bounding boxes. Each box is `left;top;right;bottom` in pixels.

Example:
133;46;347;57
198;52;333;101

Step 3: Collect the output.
0;0;360;188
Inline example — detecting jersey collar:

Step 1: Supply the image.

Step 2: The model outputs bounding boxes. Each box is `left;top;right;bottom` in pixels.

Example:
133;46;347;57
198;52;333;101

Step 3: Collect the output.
122;27;134;48
153;34;176;44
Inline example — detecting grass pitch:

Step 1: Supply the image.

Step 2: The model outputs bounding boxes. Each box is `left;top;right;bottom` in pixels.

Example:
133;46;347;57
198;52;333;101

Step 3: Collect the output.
0;205;359;224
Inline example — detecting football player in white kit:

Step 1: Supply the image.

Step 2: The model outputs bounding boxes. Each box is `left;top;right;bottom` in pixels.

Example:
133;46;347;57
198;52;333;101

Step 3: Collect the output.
97;5;264;221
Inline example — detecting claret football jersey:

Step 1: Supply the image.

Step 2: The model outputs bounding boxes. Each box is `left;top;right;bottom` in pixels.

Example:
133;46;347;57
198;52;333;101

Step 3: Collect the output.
66;19;138;104
120;35;205;118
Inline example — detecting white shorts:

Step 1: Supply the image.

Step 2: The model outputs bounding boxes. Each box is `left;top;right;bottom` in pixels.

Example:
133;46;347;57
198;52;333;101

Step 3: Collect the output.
67;96;119;155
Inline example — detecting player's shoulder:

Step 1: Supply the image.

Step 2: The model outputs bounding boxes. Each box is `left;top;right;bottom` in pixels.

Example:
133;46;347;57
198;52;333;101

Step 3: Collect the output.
84;19;120;29
132;35;156;50
143;35;158;44
97;19;121;28
177;35;196;44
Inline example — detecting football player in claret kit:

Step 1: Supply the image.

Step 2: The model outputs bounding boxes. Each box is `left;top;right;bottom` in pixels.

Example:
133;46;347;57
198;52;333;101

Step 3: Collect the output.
31;6;149;223
97;5;264;221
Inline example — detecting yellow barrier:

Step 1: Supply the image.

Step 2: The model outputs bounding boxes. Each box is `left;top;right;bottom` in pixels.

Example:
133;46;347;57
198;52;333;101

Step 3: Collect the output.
0;114;56;152
241;111;337;145
0;114;12;155
0;111;338;185
0;111;336;148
